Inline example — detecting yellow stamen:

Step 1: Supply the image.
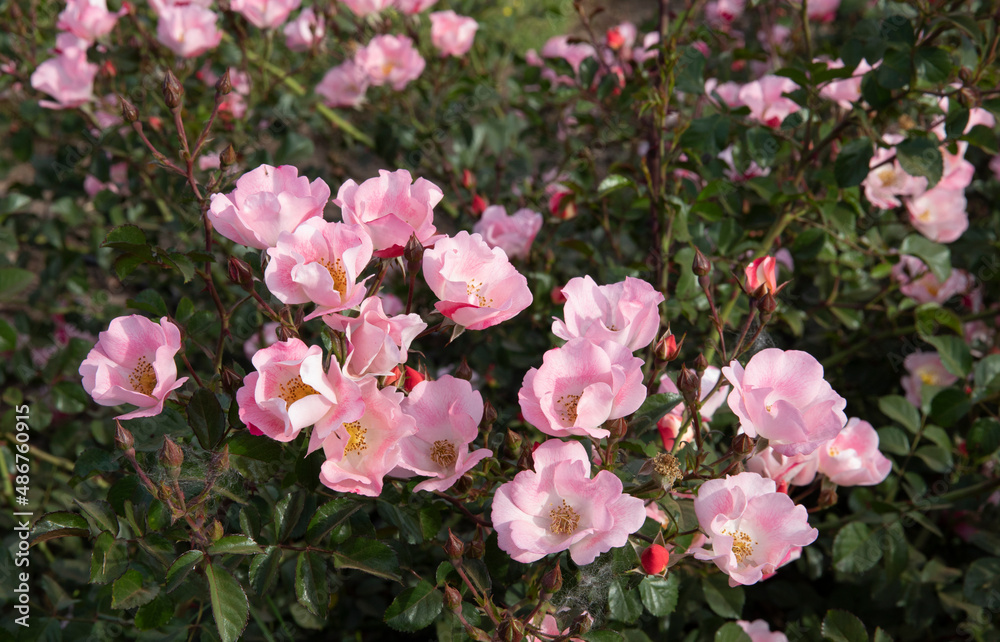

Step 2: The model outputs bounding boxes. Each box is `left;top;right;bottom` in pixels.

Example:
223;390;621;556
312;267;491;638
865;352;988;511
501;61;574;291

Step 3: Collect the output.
549;499;580;535
344;421;367;455
556;393;580;425
278;375;318;406
317;257;348;297
430;440;458;467
129;355;157;396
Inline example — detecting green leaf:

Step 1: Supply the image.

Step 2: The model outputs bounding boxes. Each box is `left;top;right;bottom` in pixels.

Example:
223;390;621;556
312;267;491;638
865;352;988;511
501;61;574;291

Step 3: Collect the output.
103;224;147;247
90;532;129;584
915;46;951;83
833;522;882;573
29;511;90;545
598;174;635;198
306;498;360;544
75;499;120;536
895;139;944;188
964;558;1000;607
967;418;1000;458
275;492;307;542
127;289;169;317
580;632;625;642
188;388;226;450
929;388;970;428
878;395;921;433
135;594;175;630
249;546;283;596
835;139;874;187
384;581;443;632
914;303;964;338
206;563;250;642
333;538;401;581
608;577;642;624
74;448;119;479
914;445;954;472
579;56;599;88
702;573;744;618
679;114;730;156
638;574;680;617
962;124;999;154
296;552;330;618
628;393;684;435
873;628;894;642
676;45;707;94
0;267;37;301
944;108;969;140
0;318;15;351
165;550;205;592
714;622;753;642
208;535;263;556
822;609;868;642
875;49;911;90
227;431;284;461
877;427;909;456
974;354;1000;393
924;335;972;377
112;569;160;610
791;228;827;261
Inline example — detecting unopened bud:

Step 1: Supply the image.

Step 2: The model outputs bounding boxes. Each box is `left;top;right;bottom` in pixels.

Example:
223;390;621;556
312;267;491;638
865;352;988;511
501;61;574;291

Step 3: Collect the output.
608;417;628;440
115;421;134;452
119;95;138;123
228;257;254;291
505;429;522;453
732;433;755;456
220;144;237;168
403;233;423;267
640;544;669;574
481;401;498;429
957;85;978;108
542;563;563;594
443;585;463;613
570;612;595;636
162;70;183;110
694;353;708;374
497;616;524;642
215;69;233;96
454;359;473;381
655;332;681;362
461;168;476;189
454;473;474;495
818;486;838;508
758;292;777;316
276;324;296;342
208;519;224;542
221;367;242;394
159;436;184;470
517;444;534;471
692;248;711;276
444;529;464;560
677;365;701;402
467;538;485;559
213;444;230;472
750;283;767;300
470;194;487;216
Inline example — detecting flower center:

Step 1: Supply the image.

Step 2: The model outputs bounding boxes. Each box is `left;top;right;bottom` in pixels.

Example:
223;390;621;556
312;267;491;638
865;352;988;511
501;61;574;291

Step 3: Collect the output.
723;528;757;564
877;168;896;185
549;499;580;535
129;355;157;396
466;279;494;307
828;446;840;457
343;420;368;455
381;62;395;77
556;393;580;425
278;375;318;406
430;440;457;467
917;208;932;222
919;371;938;386
317;257;348;297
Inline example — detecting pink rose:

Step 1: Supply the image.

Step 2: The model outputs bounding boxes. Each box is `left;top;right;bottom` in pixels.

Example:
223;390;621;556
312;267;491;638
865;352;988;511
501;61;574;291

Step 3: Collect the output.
693;472;818;586
552;275;664;351
208;164;331;250
519;338;646;440
264;219;373;314
316;60;369;108
30;50;97;110
319;377;416;496
806;0;840;21
340;0;393;15
892;255;970;304
818;58;872;109
394;0;438;13
745;256;777;294
236;339;364;444
472;205;543;260
149;0;212;16
322;297;426;377
901;351;958;407
738;75;800;128
231;0;300;29
354;34;425;91
57;0;121;42
79;315;188;420
491;439;646;565
746;446;819;487
540;35;596;74
862;134;928;209
397;375;491;492
738;620;789;642
334;169;442;257
723;348;847;455
283;7;324;51
817;418;891;486
422;231;534;331
156;5;223;58
429;11;478;57
905;186;968;244
705;78;743;108
606;22;637;53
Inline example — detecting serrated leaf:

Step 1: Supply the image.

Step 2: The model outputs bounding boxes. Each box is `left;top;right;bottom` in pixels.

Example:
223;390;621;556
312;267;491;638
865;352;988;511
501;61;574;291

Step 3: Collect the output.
29;511;90;545
333;538;401;581
306;498;360;544
608;577;642;623
91;532;129;584
75;499;119;537
135;594;175;630
702;573;744;618
103;225;147;247
896;139;944;189
206;564;250;642
835;139;874;187
638;573;679;617
628;393;684;435
715;622;753;642
822;610;867;642
112;569;160;610
924;335;972;377
165;550;205;592
249;546;282;596
275;492;306;543
188;388;226;450
915;46;951;83
296;552;330;618
878;395;921;433
208;535;263;556
384;581;443;632
833;522;882;573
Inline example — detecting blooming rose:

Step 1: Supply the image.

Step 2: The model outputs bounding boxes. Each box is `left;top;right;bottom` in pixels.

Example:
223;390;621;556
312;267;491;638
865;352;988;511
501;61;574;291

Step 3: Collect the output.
492;439;646;565
862;134;928;209
208;164;331;249
354;34;425;91
395;0;438;13
738;75;800;128
806;0;840;21
552;276;664;351
891;255;970;304
693;472;818;586
519;338;646;440
905;186;968;244
429;11;479;57
30;49;97;110
231;0;300;29
723;348;847;455
817;418;892;486
79;316;188;420
57;0;121;42
746;446;819;488
705;78;743;108
316;61;369;108
472;205;543;260
322;296;426;377
745;256;777;294
319;377;416;496
284;7;325;51
738;620;789;642
819;58;872;109
264;219;373;314
540;35;596;74
422;231;533;330
901;351;958;407
397;376;491;492
156;5;223;58
340;0;393;15
334;169;443;257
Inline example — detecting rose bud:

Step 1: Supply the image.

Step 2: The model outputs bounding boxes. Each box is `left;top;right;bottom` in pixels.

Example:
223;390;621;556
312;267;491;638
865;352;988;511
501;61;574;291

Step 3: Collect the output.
640;544;669;574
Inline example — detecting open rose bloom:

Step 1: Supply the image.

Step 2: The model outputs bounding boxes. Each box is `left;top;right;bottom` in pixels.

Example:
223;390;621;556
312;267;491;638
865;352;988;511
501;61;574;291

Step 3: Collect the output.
230;0;301;30
57;0;122;42
738;75;800;128
492;439;646;565
552;275;664;351
354;34;425;91
429;11;479;57
818;418;891;486
156;5;223;58
322;297;426;377
79;316;188;420
316;61;369;108
901;351;958;407
738;620;789;642
693;472;818;586
31;48;98;110
473;205;543;260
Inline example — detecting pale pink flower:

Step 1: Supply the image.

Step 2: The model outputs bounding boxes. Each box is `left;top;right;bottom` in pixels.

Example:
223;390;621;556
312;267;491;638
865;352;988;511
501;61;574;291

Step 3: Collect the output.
283;7;324;51
645;502;669;526
208;164;331;250
422;231;533;331
156;5;223;58
807;0;840;21
632;32;660;64
540;35;596;73
819;58;872;109
492;439;646;565
236;339;363;443
57;0;121;42
149;0;212;16
231;0;300;29
340;0;393;15
746;446;819;487
316;61;369;108
395;0;438;13
264;219;373;313
905;186;968;244
334;169;443;257
705;79;743;108
519;338;646;440
706;0;746;24
429;11;478;57
719;146;769;182
892;255;970;304
552;276;664;351
738;75;800;128
473;205;543;260
30;50;97;110
818;418;891;486
397;376;491;492
322;296;426;377
379;292;405;316
862;134;928;209
354;34;425;91
693;472;818;586
738;620;789;642
84;161;128;197
319;377;416;496
745;256;777;294
723;348;847;456
901;351;958;407
79;316;188;420
656;367;730;449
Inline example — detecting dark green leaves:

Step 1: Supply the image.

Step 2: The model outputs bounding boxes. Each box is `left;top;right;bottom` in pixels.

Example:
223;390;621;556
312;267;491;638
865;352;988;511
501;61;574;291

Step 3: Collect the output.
895;138;943;188
384;581;443;632
835;139;874;187
90;532;129;584
608;577;643;623
899;235;951;281
679;115;730;156
296;552;330;618
833;523;882;573
207;535;264;556
915;47;951;83
715;623;753;642
206;563;250;642
628;393;684;435
188;388;226;450
111;569;160;610
923;335;972;378
702;573;744;618
165;550;205;592
638;574;680;617
822;610;868;642
0;267;37;302
333;538;401;582
29;511;90;545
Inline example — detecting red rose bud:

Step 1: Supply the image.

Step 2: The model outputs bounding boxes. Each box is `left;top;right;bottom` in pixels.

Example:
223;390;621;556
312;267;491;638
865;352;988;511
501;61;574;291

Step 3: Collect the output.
542;563;563;594
732;432;755;456
461;168;476;189
606;27;625;50
158;436;184;469
609;417;628;440
220;144;237;168
404;233;424;267
471;194;487;216
115;421;134;451
402;366;425;392
758;292;777;316
551;285;567;305
228;256;254;291
640;544;669;574
443;585;463;613
548;191;577;220
454;359;473;381
655;332;681;362
677;365;701;402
